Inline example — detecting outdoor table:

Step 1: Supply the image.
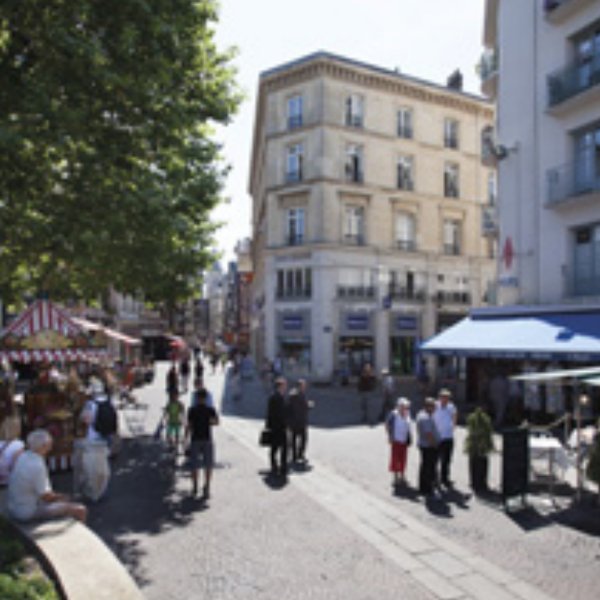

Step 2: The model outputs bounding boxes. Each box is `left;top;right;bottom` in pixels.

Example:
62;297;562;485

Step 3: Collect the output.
529;435;568;498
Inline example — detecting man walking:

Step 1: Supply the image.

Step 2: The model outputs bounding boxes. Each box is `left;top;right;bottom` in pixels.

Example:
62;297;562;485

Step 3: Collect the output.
185;388;219;499
416;397;440;496
288;379;313;464
357;363;376;424
433;388;457;487
266;377;288;477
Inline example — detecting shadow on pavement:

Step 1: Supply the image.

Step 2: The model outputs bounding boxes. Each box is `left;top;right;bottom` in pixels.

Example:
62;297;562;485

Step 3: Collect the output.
53;435;205;587
258;470;289;490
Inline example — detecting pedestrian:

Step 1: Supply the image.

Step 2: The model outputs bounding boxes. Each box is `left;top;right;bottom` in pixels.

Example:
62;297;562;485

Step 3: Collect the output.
288;379;314;464
433;388;457;487
378;368;396;422
190;377;214;409
166;364;179;397
7;429;87;523
386;398;412;486
164;391;185;453
194;357;204;381
357;363;376;424
179;357;190;393
416;397;440;496
210;353;218;374
184;388;219;498
266;377;289;477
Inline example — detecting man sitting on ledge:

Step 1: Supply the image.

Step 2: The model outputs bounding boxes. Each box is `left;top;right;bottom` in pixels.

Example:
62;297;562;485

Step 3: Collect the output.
7;429;87;523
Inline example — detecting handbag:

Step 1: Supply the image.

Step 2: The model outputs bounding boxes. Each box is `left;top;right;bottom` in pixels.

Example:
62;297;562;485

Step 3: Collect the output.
153;420;164;441
259;428;272;447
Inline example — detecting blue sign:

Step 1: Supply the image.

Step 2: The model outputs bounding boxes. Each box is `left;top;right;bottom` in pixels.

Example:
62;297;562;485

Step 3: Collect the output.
347;314;369;331
396;316;417;331
283;315;303;331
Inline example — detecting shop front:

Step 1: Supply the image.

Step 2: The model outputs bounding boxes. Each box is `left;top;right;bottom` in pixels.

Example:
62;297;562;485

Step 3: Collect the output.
276;310;311;377
390;313;419;376
338;311;374;376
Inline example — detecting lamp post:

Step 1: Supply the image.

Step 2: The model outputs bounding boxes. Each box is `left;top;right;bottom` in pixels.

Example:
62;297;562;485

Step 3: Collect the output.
576;393;590;503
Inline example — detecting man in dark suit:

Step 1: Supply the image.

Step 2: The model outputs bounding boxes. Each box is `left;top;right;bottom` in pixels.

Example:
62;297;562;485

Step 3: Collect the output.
266;377;288;476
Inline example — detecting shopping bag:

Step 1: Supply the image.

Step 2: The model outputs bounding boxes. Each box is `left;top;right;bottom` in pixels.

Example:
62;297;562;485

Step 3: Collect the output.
259;429;272;447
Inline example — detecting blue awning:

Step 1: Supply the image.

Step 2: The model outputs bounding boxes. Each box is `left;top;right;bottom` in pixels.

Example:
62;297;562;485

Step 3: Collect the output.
420;309;600;361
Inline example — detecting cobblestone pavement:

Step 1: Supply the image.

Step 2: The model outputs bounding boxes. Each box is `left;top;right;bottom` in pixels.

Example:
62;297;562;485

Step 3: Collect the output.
68;362;600;600
223;366;600;600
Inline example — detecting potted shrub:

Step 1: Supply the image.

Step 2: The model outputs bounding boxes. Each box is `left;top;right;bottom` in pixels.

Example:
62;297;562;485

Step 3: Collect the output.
465;407;494;493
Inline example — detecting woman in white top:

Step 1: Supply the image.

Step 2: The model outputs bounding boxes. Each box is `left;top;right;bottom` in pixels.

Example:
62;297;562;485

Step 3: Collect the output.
386;398;412;485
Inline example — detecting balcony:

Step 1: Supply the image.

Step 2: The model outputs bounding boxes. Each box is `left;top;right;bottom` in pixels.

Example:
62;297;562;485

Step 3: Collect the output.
388;287;426;302
343;233;365;246
544;0;597;24
345;167;364;184
435;290;472;305
337;285;375;301
276;288;312;301
548;54;600;110
547;160;600;208
396;239;417;252
478;49;499;98
481;206;498;236
287;115;303;130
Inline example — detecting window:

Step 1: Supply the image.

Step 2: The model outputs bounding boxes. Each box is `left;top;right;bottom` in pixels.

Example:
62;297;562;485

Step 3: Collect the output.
345;94;364;128
397;108;413;139
286;208;305;245
395;212;416;251
444;162;460;198
573;224;600;296
444;118;459;149
397;155;414;191
276;267;312;299
574;25;600;90
487;172;497;205
344;205;364;244
286;143;303;183
287;95;303;129
574;124;600;194
443;219;461;255
345;144;363;183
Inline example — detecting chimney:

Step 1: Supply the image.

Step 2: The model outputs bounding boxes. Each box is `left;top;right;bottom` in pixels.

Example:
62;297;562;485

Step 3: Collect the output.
447;69;463;91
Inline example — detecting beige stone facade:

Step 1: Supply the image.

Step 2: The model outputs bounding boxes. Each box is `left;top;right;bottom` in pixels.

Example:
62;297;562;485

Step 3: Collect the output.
249;52;496;381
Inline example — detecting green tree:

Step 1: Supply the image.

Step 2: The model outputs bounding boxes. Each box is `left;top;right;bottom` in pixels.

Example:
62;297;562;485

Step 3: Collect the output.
0;0;240;305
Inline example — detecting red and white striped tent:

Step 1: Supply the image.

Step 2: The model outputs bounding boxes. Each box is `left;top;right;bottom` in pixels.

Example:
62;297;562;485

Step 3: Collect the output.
0;300;106;363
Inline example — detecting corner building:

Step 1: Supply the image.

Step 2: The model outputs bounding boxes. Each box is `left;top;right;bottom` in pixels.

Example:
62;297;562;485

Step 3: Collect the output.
249;52;496;382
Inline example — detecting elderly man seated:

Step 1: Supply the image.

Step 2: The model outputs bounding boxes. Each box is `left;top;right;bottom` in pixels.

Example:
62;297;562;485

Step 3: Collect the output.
7;429;87;523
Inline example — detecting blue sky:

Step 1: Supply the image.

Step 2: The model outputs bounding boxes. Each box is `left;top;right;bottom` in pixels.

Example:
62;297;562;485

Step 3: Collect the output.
213;0;486;263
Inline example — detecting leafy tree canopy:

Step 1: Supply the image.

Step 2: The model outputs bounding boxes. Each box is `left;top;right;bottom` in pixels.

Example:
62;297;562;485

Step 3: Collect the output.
0;0;241;306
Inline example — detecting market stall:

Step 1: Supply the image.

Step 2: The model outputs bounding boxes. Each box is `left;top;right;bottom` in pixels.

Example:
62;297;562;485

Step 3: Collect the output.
0;300;106;470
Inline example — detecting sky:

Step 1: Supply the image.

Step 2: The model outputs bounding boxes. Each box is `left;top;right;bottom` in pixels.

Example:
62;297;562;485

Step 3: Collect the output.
212;0;486;264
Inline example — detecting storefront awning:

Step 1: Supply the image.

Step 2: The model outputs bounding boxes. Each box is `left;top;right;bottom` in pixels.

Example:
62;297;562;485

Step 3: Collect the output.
72;317;141;346
420;307;600;361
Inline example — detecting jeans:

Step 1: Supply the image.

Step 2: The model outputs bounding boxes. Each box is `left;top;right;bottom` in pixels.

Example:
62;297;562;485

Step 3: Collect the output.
419;446;438;494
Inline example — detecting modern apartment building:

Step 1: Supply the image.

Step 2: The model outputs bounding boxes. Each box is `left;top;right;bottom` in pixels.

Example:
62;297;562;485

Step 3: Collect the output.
483;0;600;305
249;52;496;381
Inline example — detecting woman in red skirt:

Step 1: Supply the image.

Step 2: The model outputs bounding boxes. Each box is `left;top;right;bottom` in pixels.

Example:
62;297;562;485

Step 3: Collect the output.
386;398;412;486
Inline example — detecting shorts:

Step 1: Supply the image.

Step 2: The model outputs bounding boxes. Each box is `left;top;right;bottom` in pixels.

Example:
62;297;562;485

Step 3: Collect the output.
189;440;214;470
166;423;181;438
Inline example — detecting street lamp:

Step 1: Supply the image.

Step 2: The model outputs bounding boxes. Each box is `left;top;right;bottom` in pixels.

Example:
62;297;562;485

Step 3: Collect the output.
576;393;590;503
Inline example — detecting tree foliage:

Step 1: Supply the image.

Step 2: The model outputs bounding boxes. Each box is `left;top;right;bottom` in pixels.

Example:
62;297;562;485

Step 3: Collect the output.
0;0;240;305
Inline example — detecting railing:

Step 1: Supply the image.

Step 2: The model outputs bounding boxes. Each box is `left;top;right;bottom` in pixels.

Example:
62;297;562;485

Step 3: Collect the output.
345;114;363;128
478;49;499;82
547;160;600;206
286;170;302;183
444;135;459;150
397;177;414;191
287;115;303;129
276;289;312;301
435;290;471;305
343;233;365;245
388;287;426;302
481;206;498;235
337;285;375;300
396;239;417;252
286;234;304;246
548;54;600;107
443;243;461;256
397;126;413;139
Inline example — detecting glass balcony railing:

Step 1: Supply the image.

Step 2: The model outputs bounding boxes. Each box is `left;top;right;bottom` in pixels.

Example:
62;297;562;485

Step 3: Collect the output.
478;49;499;82
548;54;600;107
547;159;600;205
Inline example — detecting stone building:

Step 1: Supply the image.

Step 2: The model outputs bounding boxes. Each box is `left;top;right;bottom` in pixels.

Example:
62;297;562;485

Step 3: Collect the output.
249;52;496;381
